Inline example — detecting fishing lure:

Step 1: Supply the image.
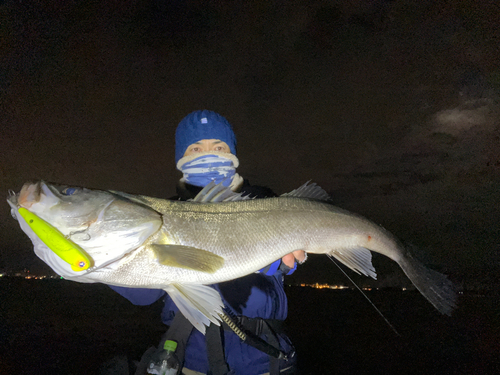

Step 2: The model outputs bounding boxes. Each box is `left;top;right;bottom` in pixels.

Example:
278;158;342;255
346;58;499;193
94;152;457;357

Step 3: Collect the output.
18;207;93;272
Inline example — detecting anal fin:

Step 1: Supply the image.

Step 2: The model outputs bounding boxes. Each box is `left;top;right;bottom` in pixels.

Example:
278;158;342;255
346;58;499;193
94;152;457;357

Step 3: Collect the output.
329;247;377;279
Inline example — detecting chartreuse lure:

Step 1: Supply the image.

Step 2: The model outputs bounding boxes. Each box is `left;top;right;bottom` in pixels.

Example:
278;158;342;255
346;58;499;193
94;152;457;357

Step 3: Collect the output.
18;207;93;272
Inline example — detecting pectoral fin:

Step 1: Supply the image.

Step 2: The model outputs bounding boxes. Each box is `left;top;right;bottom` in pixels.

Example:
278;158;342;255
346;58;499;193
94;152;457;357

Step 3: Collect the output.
164;283;224;334
150;244;224;273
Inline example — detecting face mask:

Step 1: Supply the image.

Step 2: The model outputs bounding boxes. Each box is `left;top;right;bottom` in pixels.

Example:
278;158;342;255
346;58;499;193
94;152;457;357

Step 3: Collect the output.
178;154;237;187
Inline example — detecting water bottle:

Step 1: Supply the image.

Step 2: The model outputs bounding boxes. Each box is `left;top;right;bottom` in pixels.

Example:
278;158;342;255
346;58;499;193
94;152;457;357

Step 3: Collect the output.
146;340;180;375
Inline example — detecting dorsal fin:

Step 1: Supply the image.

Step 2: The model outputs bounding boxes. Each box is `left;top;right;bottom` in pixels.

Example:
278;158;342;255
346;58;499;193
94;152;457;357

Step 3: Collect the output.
280;181;331;201
192;181;251;203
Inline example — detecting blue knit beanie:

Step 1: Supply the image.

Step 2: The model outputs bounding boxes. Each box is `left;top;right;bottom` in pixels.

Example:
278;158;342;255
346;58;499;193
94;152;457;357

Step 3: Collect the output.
175;110;237;163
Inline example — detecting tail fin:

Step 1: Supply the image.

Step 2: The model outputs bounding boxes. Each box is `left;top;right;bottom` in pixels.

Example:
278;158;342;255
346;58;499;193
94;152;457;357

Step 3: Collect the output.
398;250;457;316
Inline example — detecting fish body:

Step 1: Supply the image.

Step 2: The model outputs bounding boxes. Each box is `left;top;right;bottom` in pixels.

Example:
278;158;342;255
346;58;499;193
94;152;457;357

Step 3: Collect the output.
8;181;456;333
119;195;390;285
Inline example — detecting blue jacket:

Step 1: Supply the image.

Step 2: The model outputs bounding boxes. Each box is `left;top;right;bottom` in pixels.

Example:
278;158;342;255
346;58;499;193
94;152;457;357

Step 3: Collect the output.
111;181;297;374
110;269;296;374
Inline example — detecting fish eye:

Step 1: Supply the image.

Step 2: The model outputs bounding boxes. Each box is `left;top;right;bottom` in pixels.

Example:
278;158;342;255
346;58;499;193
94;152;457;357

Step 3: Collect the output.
61;187;80;196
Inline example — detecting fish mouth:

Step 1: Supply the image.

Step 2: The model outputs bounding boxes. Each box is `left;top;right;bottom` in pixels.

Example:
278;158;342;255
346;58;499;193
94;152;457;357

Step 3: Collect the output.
7;181;59;212
17;181;61;209
18;181;43;209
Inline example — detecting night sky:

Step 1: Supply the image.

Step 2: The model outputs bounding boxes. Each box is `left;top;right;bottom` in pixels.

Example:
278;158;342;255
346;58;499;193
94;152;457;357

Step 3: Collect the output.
1;1;499;289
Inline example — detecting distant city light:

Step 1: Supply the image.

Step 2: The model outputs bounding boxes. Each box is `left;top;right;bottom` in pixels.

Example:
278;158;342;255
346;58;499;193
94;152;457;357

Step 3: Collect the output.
0;270;60;279
0;274;421;290
298;283;350;290
294;283;409;291
24;275;55;280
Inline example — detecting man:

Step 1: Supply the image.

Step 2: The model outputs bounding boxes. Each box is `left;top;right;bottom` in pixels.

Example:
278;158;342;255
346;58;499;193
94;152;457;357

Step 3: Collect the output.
112;110;304;375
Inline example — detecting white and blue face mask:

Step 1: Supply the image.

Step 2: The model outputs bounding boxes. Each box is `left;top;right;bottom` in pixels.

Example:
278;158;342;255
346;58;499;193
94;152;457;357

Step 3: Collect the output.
177;152;240;188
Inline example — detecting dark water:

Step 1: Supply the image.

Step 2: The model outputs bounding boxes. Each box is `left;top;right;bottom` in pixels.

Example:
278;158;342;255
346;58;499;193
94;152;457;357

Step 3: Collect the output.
0;279;498;375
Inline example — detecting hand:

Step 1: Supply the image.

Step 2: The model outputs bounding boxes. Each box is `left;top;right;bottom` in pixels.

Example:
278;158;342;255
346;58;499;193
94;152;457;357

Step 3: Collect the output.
281;250;306;268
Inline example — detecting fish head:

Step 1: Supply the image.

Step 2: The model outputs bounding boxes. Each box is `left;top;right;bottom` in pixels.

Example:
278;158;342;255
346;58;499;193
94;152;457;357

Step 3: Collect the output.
14;181;117;229
8;181;163;276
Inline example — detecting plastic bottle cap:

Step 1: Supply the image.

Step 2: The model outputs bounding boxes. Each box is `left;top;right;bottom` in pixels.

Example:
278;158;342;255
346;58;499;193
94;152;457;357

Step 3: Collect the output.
163;340;178;352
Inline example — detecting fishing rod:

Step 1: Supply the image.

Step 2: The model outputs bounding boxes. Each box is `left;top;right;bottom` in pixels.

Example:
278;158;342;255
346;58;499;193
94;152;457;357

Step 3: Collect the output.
218;310;289;359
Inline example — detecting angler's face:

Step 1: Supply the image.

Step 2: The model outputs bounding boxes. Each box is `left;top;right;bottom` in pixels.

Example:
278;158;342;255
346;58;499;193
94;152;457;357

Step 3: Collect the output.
183;139;231;156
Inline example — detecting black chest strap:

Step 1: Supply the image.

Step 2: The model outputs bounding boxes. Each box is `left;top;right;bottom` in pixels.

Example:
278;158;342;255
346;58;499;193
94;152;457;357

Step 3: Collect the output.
206;323;231;375
163;313;283;375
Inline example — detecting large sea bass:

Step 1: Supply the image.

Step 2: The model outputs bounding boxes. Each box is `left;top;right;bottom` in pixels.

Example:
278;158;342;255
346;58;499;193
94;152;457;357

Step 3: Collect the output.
8;181;456;333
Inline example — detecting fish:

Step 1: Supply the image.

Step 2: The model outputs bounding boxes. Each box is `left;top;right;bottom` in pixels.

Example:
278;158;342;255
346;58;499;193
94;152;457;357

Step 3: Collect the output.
8;180;457;333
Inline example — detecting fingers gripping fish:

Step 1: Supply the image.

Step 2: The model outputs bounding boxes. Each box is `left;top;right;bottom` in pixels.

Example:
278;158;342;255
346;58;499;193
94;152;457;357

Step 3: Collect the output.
7;181;457;333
